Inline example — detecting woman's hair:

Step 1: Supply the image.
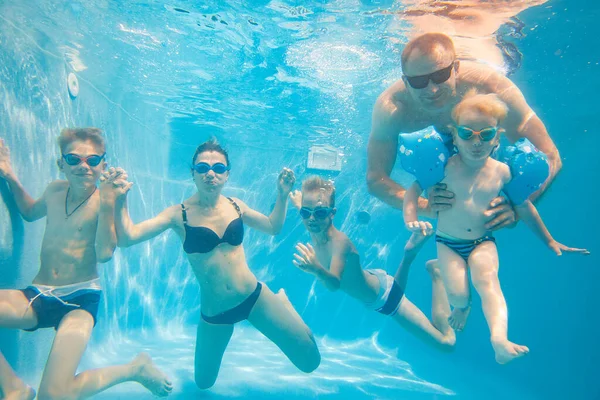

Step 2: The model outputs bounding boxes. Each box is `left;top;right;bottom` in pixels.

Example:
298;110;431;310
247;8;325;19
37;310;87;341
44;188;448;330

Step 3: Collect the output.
301;176;336;207
452;89;509;124
58;127;106;154
192;138;230;166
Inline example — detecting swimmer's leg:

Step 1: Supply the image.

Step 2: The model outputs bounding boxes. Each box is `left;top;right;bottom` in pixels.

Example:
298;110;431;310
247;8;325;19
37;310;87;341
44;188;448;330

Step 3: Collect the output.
247;285;320;373
425;260;454;340
37;310;172;399
392;292;455;351
0;353;35;400
394;232;430;289
0;290;38;400
469;241;528;364
436;242;471;331
194;318;234;389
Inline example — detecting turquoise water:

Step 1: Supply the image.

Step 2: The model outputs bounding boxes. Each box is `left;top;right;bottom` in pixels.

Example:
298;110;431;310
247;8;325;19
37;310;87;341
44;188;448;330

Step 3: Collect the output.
0;1;598;399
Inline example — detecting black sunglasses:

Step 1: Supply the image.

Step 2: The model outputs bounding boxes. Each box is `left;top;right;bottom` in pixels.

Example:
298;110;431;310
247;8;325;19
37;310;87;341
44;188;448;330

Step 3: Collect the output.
405;63;455;89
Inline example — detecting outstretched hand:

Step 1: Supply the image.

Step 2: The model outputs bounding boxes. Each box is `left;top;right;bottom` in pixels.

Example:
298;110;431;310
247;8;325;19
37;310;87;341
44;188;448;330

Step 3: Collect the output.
293;242;321;274
548;240;590;256
277;167;296;197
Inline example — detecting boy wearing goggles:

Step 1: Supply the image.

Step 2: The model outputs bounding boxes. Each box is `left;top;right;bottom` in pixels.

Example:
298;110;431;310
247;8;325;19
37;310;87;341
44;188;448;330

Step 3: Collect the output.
0;128;171;399
403;91;589;365
289;177;456;351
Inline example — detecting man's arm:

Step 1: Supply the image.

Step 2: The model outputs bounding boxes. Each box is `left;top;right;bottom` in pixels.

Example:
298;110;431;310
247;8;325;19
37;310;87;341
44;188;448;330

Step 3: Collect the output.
366;96;413;210
366;96;452;214
517;114;560;202
488;73;561;201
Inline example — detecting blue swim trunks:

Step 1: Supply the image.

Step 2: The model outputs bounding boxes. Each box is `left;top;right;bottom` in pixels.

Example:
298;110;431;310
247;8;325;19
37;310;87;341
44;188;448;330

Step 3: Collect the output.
435;232;496;262
20;278;102;332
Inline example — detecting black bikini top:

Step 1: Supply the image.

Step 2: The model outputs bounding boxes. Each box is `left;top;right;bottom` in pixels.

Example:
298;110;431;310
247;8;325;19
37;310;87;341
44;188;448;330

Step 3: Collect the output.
182;197;244;254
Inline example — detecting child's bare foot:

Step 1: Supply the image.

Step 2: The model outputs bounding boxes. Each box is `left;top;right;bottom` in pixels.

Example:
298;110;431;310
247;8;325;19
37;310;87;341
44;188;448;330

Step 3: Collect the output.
131;353;173;397
492;338;529;364
3;379;35;400
448;304;471;331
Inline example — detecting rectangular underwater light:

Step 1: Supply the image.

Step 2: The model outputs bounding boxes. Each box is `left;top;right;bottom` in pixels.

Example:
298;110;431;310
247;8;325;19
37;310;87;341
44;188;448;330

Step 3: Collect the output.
306;144;342;175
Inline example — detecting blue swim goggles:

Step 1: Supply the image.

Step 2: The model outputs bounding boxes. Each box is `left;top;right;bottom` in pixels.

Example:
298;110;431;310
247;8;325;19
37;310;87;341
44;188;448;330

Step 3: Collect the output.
193;162;230;174
62;153;106;167
299;206;333;220
456;125;498;142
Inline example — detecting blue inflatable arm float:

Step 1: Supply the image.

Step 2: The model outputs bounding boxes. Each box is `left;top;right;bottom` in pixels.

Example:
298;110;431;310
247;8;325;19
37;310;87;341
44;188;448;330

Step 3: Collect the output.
398;131;549;204
398;130;450;190
496;138;550;205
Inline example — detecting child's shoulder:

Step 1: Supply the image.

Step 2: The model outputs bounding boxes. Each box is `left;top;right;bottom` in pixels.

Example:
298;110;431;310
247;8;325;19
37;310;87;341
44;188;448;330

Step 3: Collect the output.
445;154;461;168
45;180;68;194
485;158;511;185
488;157;511;174
332;229;356;254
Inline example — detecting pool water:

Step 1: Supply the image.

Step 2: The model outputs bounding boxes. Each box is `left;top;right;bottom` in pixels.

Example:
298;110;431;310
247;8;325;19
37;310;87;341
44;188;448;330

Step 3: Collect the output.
0;1;598;399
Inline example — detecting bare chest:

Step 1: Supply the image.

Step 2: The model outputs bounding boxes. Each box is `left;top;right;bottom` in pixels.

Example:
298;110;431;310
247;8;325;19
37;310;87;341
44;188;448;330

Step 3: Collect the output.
45;190;99;237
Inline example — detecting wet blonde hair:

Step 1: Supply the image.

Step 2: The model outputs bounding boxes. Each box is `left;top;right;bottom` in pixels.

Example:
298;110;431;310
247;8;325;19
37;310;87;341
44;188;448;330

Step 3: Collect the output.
452;89;509;125
302;176;336;207
58;128;106;154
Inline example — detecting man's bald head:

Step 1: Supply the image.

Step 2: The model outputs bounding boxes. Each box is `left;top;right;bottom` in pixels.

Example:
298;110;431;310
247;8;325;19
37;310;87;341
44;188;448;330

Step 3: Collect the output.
401;33;456;72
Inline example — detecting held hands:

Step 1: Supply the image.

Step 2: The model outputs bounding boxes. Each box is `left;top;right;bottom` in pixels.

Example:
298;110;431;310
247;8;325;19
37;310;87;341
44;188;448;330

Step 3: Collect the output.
405;220;434;236
277;167;296;197
548;240;590;256
293;243;321;274
289;190;302;210
99;167;133;202
0;139;15;180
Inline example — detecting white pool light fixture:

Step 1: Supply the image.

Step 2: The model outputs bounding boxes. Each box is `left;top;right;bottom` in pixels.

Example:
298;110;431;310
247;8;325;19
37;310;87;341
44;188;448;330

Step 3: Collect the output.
67;72;79;98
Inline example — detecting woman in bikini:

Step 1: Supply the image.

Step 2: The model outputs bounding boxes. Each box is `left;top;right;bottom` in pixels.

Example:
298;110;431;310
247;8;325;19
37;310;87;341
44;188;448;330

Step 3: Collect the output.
113;139;320;389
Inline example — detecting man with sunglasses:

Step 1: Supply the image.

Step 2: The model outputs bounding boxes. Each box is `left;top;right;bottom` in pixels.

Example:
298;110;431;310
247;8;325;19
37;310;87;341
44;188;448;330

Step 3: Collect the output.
366;32;561;331
0;128;172;399
367;32;561;228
